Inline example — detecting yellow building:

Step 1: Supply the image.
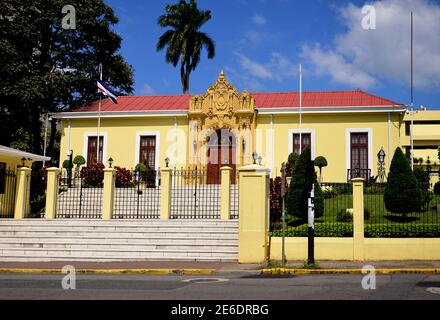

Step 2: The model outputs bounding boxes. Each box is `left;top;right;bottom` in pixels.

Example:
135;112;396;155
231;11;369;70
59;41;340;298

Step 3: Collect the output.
54;71;423;183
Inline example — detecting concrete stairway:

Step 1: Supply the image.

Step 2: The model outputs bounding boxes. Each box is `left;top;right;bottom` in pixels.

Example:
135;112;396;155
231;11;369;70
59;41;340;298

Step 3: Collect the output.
0;219;238;262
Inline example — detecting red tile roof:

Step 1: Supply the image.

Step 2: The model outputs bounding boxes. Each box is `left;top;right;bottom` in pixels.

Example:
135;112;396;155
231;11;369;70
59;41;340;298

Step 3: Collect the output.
71;90;402;113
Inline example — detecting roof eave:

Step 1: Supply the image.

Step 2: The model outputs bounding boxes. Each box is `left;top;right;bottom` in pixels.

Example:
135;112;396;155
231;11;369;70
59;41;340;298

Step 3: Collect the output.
256;105;407;114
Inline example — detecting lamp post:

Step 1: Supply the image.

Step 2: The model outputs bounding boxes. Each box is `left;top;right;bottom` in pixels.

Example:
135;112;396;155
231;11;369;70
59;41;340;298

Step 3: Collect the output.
67;150;73;188
377;147;386;183
21;157;26;167
258;155;263;166
108;157;114;168
165;157;170;168
252;152;258;165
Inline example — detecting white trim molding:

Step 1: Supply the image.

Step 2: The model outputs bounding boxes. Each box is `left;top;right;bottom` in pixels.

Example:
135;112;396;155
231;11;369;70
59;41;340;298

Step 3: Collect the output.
345;128;373;176
288;129;316;160
135;131;161;170
53;110;188;119
83;132;108;166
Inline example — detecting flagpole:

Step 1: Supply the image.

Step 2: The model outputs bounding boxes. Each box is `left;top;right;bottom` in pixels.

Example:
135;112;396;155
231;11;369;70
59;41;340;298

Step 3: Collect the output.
97;63;103;164
299;64;302;153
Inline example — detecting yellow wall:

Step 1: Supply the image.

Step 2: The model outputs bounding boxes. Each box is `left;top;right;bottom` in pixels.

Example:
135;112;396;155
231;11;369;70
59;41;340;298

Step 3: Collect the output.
60;117;188;170
256;112;402;182
269;237;440;261
60;112;403;182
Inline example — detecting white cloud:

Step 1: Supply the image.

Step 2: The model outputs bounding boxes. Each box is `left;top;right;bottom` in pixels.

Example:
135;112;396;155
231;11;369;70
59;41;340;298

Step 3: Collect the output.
301;0;440;90
252;13;266;26
235;52;273;80
301;44;377;89
233;51;299;90
141;83;155;95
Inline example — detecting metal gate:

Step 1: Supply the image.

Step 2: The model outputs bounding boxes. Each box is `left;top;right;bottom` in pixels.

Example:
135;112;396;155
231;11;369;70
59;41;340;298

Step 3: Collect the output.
0;169;17;218
56;172;103;219
170;167;221;219
113;169;161;219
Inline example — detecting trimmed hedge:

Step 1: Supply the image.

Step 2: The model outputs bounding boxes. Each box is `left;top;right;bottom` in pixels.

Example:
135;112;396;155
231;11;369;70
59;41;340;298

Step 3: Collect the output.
270;223;440;238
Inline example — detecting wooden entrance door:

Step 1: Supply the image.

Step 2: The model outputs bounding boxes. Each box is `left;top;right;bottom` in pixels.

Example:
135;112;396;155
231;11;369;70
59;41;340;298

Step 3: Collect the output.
207;130;236;184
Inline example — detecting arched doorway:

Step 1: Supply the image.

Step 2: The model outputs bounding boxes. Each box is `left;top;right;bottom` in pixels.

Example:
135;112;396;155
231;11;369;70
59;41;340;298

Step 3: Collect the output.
207;129;237;184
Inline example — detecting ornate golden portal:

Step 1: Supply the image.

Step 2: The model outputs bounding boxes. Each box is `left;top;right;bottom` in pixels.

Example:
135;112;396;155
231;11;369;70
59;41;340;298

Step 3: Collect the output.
188;71;256;169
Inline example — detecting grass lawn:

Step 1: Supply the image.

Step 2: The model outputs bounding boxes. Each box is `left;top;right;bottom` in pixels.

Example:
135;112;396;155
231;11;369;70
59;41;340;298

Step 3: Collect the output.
315;193;440;225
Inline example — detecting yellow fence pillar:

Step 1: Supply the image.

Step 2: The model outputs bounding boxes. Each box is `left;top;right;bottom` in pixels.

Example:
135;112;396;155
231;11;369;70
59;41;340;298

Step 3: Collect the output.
238;164;270;263
45;167;60;219
160;168;172;220
14;167;32;219
352;178;365;260
220;166;232;220
102;168;116;220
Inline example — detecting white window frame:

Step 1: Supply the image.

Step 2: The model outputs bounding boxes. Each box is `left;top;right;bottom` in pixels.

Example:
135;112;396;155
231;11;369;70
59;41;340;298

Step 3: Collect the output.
346;128;373;175
83;132;108;166
288;129;316;160
135;131;160;170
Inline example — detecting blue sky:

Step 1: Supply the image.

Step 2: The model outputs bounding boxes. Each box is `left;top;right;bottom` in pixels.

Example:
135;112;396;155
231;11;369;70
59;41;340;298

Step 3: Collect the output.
105;0;440;109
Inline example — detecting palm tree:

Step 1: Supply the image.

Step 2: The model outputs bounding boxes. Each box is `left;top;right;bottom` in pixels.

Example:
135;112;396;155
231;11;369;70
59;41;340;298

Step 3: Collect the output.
156;0;216;94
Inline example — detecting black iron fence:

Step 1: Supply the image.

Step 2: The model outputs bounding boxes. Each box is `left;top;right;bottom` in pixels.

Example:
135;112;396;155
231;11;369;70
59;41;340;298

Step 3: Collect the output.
56;171;103;219
113;169;161;219
170;167;221;219
0;169;17;218
364;182;440;237
270;181;354;237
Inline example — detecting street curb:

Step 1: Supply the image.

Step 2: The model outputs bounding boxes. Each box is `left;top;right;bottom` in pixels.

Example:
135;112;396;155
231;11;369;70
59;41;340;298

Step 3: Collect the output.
0;268;216;275
261;268;440;275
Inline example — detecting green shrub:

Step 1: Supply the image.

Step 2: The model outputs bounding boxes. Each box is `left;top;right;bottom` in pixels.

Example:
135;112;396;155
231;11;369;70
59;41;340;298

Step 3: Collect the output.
384;147;421;216
414;167;432;211
73;155;86;167
434;182;440;195
285;153;299;177
135;163;147;173
270;223;440;238
271;223;353;237
314;156;328;181
62;159;70;169
365;224;440;238
80;163;105;187
336;208;370;222
286;147;314;221
313;182;324;219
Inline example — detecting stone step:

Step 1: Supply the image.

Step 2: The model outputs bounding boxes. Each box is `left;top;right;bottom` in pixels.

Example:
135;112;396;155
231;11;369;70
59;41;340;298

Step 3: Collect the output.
0;219;238;226
0;243;237;251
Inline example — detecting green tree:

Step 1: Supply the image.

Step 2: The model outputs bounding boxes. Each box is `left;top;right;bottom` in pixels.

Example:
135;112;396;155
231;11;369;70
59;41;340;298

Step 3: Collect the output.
0;0;134;155
413;167;432;211
384;147;421;216
156;0;215;94
286;147;314;221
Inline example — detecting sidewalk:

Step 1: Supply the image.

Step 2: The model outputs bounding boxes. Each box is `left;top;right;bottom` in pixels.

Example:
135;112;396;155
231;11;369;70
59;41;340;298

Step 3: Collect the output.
0;260;440;275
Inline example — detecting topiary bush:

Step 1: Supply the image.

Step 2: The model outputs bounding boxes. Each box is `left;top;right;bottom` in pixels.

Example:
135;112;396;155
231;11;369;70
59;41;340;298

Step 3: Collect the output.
314;156;328;182
286;147;314;221
313;182;324;219
384;147;421;216
73;155;86;167
434;181;440;195
62;159;70;169
285;153;299;177
135;163;147;173
413;167;432;211
80;163;105;187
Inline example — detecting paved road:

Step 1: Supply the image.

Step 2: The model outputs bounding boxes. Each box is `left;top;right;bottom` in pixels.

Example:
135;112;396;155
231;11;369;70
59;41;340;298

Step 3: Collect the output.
0;272;439;300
